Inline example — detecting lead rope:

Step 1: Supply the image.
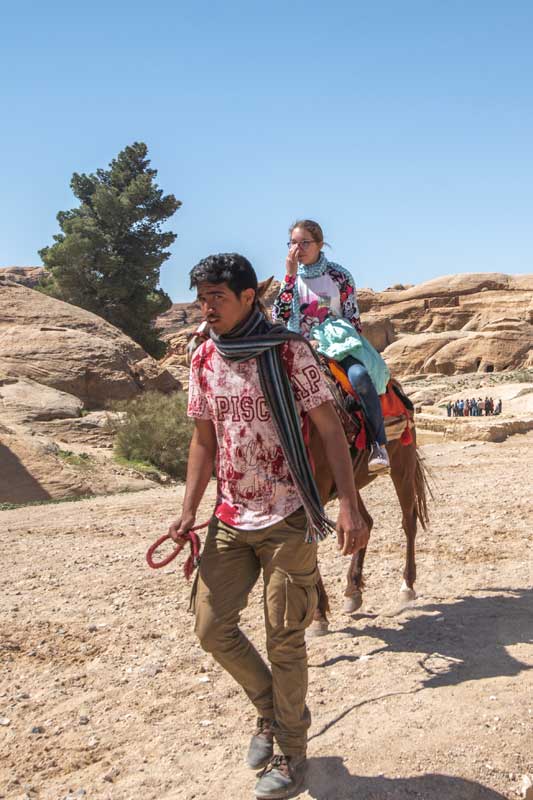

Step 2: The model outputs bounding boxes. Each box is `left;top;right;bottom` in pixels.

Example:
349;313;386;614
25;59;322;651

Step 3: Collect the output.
145;522;208;579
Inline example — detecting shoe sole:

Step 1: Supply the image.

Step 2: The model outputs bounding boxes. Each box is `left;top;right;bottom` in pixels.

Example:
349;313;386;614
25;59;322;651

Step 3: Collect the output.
255;767;306;799
255;778;305;799
368;463;390;473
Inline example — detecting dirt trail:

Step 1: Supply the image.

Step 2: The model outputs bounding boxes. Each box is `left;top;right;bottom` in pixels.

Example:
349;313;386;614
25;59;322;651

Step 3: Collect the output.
1;434;532;800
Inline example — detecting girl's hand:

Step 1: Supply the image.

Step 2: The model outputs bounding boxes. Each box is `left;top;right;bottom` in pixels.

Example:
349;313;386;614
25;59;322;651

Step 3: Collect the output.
285;244;299;276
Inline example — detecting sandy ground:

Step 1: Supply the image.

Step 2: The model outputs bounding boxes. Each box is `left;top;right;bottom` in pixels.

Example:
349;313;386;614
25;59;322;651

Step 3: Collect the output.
1;433;532;800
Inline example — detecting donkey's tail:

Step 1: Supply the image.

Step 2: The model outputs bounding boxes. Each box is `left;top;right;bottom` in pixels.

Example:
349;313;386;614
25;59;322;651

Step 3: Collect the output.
415;448;434;530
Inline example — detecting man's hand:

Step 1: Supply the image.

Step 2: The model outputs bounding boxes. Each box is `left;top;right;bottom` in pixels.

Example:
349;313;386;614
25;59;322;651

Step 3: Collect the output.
168;513;196;544
335;499;370;556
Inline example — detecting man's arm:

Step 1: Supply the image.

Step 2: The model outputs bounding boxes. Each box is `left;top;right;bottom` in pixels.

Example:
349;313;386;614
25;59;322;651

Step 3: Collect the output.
307;401;369;556
168;418;217;542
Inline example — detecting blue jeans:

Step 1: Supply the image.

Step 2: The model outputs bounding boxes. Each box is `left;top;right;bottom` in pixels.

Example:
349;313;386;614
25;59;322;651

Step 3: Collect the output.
340;356;387;445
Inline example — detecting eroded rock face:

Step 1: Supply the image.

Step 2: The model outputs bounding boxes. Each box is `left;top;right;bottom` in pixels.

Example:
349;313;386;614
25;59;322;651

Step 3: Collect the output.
0;421;91;504
382;324;532;376
157;303;203;334
415;412;533;443
0;266;46;288
0;283;181;407
157;272;532;378
358;274;533;347
360;315;396;352
0;378;83;424
30;411;117;447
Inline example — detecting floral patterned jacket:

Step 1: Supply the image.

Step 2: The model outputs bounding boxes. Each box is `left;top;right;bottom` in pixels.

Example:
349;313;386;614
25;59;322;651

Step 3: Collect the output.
272;263;362;339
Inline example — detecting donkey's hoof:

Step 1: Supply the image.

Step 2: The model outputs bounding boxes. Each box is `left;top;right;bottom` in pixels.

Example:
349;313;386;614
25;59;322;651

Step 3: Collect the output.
343;590;363;614
399;581;417;604
307;617;329;638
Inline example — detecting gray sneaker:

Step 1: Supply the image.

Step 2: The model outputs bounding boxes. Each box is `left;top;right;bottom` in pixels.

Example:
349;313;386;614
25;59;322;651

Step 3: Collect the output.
368;442;390;473
246;717;274;770
255;754;307;799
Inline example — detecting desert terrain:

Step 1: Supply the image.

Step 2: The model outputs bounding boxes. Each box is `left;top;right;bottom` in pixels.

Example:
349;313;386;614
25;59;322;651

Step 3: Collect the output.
1;269;532;799
1;427;532;800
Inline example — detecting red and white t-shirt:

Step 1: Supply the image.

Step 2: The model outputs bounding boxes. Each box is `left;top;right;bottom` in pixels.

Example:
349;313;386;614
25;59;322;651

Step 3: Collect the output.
188;339;332;530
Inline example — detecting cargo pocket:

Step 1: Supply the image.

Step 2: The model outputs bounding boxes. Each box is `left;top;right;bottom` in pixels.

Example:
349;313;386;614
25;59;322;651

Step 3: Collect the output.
283;567;319;630
282;507;308;534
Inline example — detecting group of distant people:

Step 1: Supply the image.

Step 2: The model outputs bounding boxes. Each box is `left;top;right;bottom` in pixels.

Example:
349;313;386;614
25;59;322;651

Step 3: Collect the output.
446;397;502;417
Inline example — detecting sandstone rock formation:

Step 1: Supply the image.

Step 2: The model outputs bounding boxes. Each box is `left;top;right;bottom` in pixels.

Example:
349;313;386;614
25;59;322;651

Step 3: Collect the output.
30;411;117;448
0;282;184;502
382;324;532;376
0;420;92;504
157;301;203;334
157;272;533;379
0;282;181;407
414;412;533;443
0;377;83;424
376;274;533;376
0;266;45;288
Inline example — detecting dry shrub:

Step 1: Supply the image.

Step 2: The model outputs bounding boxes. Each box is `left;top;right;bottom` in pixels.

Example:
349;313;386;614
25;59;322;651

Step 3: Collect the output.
113;391;193;479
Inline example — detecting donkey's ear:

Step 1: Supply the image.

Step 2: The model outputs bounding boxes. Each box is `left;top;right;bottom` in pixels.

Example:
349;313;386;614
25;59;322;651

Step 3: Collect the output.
257;276;275;298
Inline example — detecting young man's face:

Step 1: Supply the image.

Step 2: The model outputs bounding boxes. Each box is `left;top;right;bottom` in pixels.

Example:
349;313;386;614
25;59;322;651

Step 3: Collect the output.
196;281;256;335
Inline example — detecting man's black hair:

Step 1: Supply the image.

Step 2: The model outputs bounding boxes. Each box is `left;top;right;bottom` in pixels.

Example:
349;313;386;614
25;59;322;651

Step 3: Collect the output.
189;253;258;297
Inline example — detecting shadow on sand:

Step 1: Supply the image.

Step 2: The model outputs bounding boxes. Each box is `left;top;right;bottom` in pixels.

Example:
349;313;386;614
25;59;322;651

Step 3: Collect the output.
316;588;533;689
0;443;51;504
305;757;508;800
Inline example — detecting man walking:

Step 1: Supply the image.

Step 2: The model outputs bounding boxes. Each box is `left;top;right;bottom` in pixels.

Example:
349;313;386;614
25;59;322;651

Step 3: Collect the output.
169;253;368;798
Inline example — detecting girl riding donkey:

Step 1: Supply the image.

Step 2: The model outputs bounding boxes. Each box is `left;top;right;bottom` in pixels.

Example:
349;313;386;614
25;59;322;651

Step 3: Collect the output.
272;219;390;473
184;236;430;629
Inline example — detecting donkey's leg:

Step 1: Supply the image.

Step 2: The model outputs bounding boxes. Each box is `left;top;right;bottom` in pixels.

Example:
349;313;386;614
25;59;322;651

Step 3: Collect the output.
343;494;373;614
343;548;366;613
389;439;418;602
308;572;330;637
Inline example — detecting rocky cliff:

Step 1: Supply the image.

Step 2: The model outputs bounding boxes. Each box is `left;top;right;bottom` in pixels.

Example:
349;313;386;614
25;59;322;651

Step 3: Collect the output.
158;272;533;378
0;282;180;407
0;280;182;503
0;266;46;288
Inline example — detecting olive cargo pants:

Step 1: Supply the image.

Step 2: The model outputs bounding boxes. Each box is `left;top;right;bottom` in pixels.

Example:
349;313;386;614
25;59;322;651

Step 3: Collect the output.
193;508;319;756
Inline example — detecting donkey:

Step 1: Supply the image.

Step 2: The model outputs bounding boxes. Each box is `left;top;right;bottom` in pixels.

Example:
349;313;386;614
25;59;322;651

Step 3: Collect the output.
184;279;431;629
308;407;430;634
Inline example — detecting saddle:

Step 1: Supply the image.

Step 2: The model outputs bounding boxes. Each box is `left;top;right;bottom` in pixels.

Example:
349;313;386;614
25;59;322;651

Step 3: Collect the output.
318;357;414;449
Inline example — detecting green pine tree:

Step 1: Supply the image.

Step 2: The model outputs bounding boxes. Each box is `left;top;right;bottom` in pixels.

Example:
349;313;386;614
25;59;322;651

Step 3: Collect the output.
39;142;181;357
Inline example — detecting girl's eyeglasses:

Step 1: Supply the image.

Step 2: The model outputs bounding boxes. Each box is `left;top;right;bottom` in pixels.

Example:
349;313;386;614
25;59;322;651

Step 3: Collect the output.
287;240;314;249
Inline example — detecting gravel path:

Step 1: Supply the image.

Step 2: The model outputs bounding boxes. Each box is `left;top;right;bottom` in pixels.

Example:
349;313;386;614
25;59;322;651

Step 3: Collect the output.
1;434;532;799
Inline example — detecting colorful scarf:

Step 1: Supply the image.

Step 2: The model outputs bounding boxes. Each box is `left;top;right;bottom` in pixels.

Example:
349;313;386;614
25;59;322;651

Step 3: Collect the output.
210;308;336;543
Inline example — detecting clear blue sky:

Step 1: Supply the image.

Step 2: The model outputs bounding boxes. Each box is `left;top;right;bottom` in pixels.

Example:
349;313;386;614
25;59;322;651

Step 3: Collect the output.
1;0;532;301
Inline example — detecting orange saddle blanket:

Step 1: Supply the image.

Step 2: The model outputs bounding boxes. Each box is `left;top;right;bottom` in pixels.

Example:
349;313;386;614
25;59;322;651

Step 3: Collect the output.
326;359;414;447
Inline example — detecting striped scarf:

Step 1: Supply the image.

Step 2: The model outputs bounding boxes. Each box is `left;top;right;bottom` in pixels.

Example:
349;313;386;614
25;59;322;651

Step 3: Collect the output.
210;308;336;543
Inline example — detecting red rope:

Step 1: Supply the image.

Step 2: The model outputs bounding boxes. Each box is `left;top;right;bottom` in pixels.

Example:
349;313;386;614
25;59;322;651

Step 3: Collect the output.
145;522;208;579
